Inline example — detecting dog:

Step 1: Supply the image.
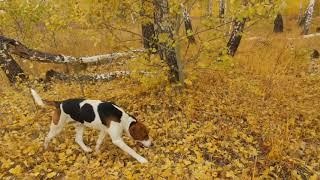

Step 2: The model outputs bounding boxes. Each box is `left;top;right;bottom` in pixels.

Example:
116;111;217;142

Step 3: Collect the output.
30;89;151;163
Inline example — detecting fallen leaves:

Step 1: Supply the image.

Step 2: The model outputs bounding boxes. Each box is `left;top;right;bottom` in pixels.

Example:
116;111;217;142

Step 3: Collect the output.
0;67;320;179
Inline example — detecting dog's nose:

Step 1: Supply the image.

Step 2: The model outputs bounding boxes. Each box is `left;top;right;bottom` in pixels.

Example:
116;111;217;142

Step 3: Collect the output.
150;142;154;147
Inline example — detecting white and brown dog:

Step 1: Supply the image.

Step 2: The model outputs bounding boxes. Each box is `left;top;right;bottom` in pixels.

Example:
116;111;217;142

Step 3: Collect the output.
31;89;152;163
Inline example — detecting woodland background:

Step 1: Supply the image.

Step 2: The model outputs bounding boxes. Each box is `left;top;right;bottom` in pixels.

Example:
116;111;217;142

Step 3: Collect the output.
0;0;320;179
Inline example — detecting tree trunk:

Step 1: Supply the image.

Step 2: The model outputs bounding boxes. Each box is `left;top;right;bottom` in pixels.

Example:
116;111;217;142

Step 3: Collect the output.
208;0;213;16
227;19;246;56
153;0;181;83
0;51;27;84
181;4;196;44
302;0;315;35
219;0;225;18
141;0;157;51
298;0;303;23
274;13;284;33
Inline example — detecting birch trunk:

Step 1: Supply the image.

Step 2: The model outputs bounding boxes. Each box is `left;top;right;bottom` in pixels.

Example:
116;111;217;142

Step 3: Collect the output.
0;51;27;84
141;0;157;51
208;0;213;16
181;4;196;44
219;0;225;18
227;19;246;56
302;0;315;35
153;0;181;83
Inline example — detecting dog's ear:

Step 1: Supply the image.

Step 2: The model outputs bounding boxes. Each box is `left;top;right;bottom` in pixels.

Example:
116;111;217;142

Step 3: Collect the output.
129;121;149;141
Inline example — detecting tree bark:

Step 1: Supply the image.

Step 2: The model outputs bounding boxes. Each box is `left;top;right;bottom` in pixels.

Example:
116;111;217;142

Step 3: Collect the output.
45;70;131;82
141;0;157;51
298;0;303;24
208;0;213;16
153;0;181;83
302;0;315;35
227;19;246;56
0;35;146;65
219;0;225;18
0;51;27;84
274;13;284;33
181;4;196;44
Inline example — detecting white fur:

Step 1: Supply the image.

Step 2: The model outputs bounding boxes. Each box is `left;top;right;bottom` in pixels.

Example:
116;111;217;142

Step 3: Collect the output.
30;89;45;107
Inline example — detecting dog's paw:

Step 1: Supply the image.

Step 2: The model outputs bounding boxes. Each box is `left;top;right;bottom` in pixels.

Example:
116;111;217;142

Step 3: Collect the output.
43;142;49;150
83;147;93;153
95;147;101;153
138;157;148;164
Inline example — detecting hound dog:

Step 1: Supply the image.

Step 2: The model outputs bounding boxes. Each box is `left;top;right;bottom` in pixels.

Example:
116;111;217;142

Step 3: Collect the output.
31;89;151;163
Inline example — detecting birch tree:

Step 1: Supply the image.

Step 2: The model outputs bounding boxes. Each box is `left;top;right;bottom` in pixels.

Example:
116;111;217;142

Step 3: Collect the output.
208;0;213;16
299;0;316;34
219;0;225;18
226;19;246;56
153;0;181;83
302;0;316;35
181;4;196;44
141;0;157;51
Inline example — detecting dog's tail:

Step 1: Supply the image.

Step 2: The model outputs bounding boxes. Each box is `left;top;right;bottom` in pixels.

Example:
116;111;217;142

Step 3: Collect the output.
30;89;60;108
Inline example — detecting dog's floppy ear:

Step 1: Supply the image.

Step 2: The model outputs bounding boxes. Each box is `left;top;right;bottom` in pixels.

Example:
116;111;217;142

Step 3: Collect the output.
129;121;149;141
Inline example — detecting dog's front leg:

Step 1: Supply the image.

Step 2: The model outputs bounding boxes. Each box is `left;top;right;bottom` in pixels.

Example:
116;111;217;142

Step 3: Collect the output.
112;139;148;163
108;122;148;163
95;129;107;152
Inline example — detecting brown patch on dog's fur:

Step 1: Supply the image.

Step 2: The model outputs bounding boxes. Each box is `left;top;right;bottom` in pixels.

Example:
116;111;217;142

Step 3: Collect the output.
52;109;61;125
129;121;149;141
44;100;60;108
102;116;121;127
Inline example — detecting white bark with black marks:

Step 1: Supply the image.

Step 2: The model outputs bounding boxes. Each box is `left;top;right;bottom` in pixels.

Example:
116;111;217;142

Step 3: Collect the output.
0;36;146;64
299;0;316;35
45;70;131;82
227;19;246;56
303;0;315;35
181;3;196;44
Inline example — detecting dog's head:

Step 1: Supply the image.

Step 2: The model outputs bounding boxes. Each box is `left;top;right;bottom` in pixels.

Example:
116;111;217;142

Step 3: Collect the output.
129;120;152;148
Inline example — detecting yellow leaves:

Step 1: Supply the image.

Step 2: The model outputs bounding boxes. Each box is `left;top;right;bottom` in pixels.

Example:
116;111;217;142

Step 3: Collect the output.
184;79;193;86
225;171;235;178
46;172;57;178
9;165;23;175
183;160;191;165
0;158;14;169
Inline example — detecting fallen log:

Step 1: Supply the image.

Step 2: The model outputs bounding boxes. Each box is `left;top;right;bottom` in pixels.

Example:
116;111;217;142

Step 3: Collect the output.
0;35;146;65
44;70;154;82
45;70;131;82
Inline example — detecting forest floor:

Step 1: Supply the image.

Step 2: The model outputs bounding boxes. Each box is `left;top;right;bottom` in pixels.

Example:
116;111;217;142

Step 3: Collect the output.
0;17;320;179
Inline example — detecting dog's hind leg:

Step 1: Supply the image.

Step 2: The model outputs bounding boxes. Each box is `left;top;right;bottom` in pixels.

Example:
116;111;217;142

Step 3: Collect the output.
74;124;92;152
44;112;66;149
